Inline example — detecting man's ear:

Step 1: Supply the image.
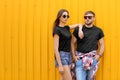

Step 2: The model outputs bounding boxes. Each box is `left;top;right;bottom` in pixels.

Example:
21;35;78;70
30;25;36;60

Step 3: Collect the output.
93;17;95;21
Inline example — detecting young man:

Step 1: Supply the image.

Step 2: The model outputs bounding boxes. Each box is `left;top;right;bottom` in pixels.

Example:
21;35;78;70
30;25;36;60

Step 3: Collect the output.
71;11;104;80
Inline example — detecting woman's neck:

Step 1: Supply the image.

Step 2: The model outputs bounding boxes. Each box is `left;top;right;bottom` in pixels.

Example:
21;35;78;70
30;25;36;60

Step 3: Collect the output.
59;22;65;27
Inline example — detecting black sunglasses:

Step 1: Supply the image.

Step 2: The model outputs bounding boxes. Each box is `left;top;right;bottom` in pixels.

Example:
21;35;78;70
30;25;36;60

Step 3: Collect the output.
84;16;93;19
62;15;70;18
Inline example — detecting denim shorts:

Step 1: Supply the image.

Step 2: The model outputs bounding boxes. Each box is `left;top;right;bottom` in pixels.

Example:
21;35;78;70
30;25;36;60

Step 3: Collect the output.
55;51;72;66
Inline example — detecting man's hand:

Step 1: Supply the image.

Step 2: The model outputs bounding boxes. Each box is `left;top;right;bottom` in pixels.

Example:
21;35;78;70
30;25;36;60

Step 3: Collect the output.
94;54;100;61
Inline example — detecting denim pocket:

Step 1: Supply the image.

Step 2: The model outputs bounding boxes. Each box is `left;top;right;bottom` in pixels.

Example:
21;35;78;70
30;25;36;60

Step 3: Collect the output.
92;58;98;67
75;59;82;67
93;58;98;62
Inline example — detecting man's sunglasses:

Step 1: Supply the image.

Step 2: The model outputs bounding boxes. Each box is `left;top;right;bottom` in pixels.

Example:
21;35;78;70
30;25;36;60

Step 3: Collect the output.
84;16;93;19
62;15;70;18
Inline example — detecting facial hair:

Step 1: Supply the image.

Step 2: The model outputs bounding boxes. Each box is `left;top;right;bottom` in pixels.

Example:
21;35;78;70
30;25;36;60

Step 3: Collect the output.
85;21;92;26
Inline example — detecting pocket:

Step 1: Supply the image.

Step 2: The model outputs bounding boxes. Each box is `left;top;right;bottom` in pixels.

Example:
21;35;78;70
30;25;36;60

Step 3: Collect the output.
75;59;82;67
92;58;98;67
93;58;98;62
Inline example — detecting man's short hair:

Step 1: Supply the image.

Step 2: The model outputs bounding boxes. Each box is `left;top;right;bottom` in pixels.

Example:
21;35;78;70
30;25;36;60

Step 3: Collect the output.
84;11;95;17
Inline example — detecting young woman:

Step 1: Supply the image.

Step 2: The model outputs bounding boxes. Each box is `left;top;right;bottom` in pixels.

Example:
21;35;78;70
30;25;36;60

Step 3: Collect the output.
53;9;83;80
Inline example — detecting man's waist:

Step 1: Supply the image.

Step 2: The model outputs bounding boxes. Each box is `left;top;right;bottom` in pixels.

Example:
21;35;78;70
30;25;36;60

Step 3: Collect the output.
75;50;97;57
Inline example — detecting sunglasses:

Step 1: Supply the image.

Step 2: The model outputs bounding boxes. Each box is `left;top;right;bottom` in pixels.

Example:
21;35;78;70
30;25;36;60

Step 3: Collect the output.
84;16;93;19
62;15;70;18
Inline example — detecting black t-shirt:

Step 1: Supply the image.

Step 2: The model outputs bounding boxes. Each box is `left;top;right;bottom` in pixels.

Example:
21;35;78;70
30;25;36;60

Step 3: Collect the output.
73;25;104;53
53;26;72;52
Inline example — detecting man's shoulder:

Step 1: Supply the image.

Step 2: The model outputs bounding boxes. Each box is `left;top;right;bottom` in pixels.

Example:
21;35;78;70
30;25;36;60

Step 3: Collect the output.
93;25;103;30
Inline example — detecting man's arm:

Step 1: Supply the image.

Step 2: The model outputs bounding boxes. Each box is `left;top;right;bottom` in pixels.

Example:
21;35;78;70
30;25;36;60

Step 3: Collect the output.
98;37;104;57
95;37;104;60
71;35;79;61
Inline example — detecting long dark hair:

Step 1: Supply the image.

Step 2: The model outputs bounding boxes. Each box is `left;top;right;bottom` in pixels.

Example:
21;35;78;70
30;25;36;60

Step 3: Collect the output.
52;9;69;35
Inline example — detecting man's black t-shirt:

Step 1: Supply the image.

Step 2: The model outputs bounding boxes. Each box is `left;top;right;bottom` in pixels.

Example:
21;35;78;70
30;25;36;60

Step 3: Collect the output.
73;25;104;53
53;26;72;52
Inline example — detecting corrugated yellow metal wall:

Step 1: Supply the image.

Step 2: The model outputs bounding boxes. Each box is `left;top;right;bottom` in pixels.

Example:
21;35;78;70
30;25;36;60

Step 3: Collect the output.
0;0;120;80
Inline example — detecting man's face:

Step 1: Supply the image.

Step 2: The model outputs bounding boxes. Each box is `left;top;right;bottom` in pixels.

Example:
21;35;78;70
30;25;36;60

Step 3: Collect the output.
84;13;95;25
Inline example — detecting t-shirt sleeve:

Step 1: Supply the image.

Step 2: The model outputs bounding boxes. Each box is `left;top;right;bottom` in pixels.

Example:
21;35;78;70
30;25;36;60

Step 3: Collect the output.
98;29;104;40
65;25;70;30
53;27;61;36
73;27;78;38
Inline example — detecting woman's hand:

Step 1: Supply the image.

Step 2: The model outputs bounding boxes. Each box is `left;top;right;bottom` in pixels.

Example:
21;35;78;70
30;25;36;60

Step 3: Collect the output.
73;55;80;62
59;66;64;74
78;24;83;29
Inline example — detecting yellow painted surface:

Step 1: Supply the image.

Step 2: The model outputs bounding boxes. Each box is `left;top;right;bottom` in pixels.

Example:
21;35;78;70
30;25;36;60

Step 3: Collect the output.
0;0;120;80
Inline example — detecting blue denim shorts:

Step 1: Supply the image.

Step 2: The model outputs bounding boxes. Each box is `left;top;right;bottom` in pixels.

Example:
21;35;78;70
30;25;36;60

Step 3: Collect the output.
55;51;72;66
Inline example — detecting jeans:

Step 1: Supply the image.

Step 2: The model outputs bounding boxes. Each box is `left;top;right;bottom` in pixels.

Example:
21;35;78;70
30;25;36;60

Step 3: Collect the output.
75;58;98;80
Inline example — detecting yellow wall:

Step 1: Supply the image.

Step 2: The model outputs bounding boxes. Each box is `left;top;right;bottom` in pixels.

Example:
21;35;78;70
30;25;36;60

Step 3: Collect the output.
0;0;120;80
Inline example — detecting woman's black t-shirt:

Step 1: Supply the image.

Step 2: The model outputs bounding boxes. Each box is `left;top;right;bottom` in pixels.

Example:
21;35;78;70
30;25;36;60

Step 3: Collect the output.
73;25;104;53
53;26;72;52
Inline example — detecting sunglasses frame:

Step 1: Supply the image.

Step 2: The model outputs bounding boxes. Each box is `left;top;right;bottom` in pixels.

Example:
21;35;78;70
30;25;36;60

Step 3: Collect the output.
84;16;93;19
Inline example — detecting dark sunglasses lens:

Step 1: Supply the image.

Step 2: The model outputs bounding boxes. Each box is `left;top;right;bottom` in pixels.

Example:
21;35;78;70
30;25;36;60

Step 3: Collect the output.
62;15;69;18
84;16;93;19
67;15;70;18
84;16;87;19
88;16;92;19
63;15;66;18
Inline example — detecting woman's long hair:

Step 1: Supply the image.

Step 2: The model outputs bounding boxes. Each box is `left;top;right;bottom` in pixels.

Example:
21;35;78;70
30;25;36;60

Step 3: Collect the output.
52;9;69;35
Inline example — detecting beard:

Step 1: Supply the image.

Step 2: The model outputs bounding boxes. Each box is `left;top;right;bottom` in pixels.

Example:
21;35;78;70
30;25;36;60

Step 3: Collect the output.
85;21;93;26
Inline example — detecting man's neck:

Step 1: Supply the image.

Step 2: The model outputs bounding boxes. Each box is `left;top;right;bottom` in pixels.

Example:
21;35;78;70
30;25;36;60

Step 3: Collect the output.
85;24;93;28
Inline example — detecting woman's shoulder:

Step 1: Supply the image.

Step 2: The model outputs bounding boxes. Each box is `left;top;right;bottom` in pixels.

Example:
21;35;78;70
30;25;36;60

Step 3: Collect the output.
54;26;61;30
65;25;70;30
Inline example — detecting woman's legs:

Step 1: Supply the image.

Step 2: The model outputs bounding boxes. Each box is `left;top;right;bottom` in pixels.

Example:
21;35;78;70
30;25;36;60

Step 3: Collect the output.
56;51;72;80
60;65;72;80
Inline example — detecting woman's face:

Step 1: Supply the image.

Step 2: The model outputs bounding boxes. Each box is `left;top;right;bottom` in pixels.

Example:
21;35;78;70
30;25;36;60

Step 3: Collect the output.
59;12;69;24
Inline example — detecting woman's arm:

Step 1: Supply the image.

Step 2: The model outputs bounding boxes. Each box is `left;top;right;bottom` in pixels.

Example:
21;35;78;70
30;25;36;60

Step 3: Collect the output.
54;34;64;73
69;24;79;29
69;24;84;39
78;25;84;39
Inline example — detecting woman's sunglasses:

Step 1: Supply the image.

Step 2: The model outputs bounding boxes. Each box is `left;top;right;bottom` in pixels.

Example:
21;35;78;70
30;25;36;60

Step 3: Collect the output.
62;15;70;18
84;16;93;19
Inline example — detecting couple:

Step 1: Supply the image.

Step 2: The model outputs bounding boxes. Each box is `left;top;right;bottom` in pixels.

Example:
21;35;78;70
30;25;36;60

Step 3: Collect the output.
53;9;104;80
